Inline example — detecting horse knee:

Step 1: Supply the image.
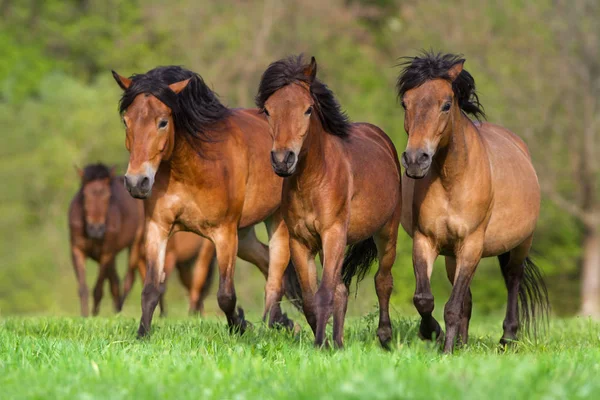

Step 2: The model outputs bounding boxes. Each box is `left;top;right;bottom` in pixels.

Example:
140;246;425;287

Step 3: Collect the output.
413;292;434;314
78;286;89;299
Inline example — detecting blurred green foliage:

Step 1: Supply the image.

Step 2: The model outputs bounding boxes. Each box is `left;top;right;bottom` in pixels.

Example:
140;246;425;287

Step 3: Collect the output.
0;0;593;316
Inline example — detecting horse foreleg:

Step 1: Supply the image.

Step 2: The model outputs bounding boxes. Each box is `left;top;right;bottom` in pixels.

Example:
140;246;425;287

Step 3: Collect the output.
158;249;177;318
137;221;169;338
107;264;121;313
71;246;89;317
264;213;294;329
413;233;442;342
290;238;318;334
93;256;113;316
214;226;247;333
445;256;473;346
189;239;215;315
443;235;482;353
316;224;347;348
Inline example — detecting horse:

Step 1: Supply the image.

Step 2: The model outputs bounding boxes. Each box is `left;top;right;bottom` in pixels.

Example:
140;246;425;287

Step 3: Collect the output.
68;163;144;317
111;66;302;337
256;55;402;348
121;231;216;315
396;52;549;353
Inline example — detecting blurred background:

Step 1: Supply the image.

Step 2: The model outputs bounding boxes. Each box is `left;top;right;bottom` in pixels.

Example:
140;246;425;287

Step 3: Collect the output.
1;0;598;322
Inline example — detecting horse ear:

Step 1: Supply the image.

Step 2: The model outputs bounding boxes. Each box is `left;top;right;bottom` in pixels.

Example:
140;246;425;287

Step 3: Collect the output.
448;61;464;82
169;78;192;94
303;56;317;84
75;165;84;178
112;70;132;90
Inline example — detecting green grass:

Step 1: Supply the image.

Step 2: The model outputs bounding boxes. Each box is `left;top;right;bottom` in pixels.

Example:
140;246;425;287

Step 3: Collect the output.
1;315;599;399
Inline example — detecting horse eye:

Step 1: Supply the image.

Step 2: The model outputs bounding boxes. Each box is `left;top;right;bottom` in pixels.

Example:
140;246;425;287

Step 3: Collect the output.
442;102;451;112
401;100;407;110
262;108;270;117
305;106;313;116
158;119;168;129
122;118;127;128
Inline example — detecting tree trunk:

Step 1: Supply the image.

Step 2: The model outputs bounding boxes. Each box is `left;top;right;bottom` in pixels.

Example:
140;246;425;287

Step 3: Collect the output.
580;225;600;318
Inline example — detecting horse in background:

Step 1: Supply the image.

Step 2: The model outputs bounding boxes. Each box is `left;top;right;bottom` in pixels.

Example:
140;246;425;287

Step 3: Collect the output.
397;52;549;352
121;231;217;315
112;65;302;337
256;56;402;348
68;163;144;316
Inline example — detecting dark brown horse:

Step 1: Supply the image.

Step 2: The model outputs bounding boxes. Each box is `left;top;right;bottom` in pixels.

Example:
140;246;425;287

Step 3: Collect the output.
121;231;216;315
111;66;302;337
397;52;549;352
69;163;144;316
256;56;402;348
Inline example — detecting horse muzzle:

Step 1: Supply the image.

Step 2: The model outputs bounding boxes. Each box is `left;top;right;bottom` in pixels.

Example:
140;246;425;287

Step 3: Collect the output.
271;150;297;177
86;223;106;239
401;149;432;179
124;173;153;199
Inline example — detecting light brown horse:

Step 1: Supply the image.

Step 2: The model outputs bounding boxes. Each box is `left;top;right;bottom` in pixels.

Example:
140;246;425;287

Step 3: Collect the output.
121;231;216;315
69;163;144;316
256;56;402;348
111;66;302;337
397;52;549;353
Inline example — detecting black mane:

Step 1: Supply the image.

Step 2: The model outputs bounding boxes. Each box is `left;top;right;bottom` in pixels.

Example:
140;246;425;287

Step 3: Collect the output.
396;51;485;120
118;66;230;144
256;55;350;137
81;163;111;184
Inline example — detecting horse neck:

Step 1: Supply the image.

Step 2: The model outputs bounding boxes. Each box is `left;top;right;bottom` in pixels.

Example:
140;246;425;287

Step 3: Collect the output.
163;130;201;183
294;116;328;182
434;111;487;184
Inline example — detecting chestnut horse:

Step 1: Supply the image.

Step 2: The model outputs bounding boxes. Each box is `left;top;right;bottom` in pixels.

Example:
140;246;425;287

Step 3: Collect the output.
111;66;301;337
256;56;402;348
397;52;549;353
121;231;216;315
69;163;144;316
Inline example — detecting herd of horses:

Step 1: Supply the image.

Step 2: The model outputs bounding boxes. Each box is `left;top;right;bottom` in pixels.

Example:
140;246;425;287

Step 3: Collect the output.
69;51;549;353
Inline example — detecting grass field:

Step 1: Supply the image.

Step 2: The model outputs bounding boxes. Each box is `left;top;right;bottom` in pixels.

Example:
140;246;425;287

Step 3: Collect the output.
1;315;599;400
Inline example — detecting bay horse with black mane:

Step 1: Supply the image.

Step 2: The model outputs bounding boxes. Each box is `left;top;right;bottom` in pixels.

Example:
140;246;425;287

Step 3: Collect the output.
69;163;144;317
397;52;549;352
256;56;402;348
111;66;302;337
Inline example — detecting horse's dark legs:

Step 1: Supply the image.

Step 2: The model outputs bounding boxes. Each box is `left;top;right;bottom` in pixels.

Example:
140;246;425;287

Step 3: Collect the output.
71;246;89;317
214;225;247;334
374;215;400;349
290;238;318;335
443;238;482;353
93;257;113;316
137;222;168;338
499;235;532;346
316;225;346;348
412;234;442;341
445;256;473;346
188;240;215;315
107;264;121;313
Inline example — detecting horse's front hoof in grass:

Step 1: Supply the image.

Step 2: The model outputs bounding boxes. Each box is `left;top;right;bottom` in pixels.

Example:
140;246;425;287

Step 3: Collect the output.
228;307;252;335
377;326;393;350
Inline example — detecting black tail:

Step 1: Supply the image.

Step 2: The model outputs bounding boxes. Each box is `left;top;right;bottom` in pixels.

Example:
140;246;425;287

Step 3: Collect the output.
283;260;303;310
342;237;378;292
499;254;550;336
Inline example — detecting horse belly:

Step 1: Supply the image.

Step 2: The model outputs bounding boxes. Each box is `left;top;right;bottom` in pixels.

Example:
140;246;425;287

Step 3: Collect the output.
482;141;540;257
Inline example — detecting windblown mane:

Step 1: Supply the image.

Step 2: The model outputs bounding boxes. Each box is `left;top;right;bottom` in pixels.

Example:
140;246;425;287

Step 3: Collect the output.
81;163;111;184
396;51;485;120
256;55;350;137
118;66;230;144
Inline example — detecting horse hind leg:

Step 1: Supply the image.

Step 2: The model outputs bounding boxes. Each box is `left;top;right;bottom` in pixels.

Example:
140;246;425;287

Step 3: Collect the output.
373;214;400;349
445;256;472;346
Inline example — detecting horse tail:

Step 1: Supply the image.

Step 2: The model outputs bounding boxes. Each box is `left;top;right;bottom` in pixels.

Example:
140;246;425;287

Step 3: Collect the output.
283;260;303;310
342;237;378;290
499;254;550;336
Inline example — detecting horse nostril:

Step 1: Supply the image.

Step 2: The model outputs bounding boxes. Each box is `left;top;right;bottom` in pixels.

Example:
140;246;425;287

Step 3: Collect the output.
418;152;430;164
140;177;150;191
401;152;409;167
284;151;296;165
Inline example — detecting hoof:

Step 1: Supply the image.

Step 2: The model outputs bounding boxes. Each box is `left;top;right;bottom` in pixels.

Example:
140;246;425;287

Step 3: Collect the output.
499;337;518;351
270;313;295;330
137;325;149;340
418;319;443;343
377;326;393;350
228;307;250;335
